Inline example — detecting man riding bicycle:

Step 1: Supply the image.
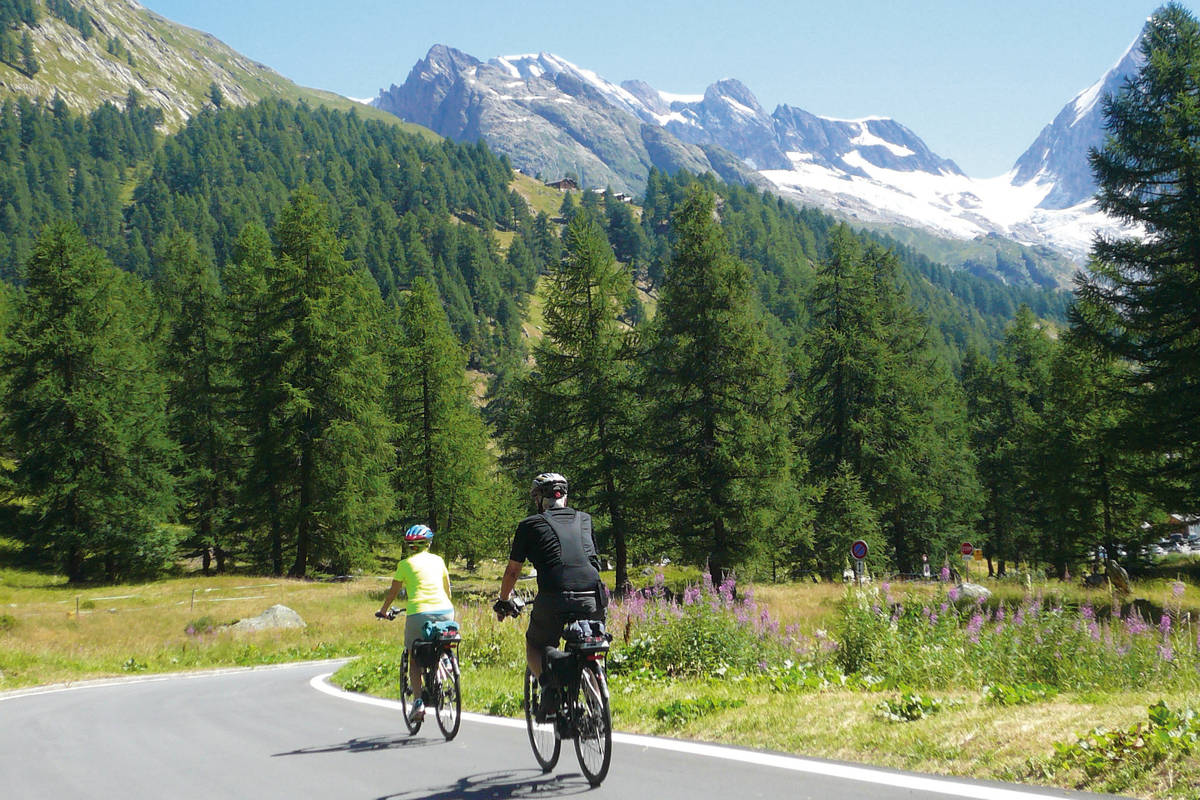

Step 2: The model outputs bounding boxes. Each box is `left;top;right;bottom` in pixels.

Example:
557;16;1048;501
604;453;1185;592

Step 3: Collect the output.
378;523;454;724
496;472;607;720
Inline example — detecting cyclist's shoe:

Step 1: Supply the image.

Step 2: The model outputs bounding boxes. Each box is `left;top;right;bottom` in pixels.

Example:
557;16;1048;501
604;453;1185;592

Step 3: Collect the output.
534;687;557;723
408;699;425;723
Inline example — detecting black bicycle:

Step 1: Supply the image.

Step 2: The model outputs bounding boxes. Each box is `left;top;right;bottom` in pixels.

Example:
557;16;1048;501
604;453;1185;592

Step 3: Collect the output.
376;610;462;740
495;597;613;786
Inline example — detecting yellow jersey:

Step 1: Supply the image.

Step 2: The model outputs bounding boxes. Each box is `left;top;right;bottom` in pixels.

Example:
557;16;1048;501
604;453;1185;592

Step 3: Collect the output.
393;550;452;614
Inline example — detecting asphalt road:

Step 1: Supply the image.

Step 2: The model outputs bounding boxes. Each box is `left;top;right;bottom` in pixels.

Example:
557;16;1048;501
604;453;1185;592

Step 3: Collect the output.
0;661;1124;800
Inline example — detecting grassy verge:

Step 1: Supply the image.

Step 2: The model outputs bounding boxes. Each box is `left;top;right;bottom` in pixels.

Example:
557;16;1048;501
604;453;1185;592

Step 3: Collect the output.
4;559;1199;798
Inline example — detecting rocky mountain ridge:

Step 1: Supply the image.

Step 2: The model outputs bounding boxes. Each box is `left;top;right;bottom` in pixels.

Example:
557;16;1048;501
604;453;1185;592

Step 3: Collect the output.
374;32;1148;275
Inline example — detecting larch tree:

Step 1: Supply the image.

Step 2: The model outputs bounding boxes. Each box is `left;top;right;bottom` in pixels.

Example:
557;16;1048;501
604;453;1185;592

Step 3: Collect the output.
4;223;177;581
1073;3;1200;509
389;275;493;556
520;211;643;592
643;186;797;583
155;231;239;573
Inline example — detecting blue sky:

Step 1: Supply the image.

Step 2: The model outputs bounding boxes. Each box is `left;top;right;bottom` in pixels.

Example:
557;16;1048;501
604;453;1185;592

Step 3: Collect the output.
142;1;1188;178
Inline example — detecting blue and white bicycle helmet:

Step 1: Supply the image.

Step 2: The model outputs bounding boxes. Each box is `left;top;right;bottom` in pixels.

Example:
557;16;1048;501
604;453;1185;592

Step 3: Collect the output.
404;523;434;542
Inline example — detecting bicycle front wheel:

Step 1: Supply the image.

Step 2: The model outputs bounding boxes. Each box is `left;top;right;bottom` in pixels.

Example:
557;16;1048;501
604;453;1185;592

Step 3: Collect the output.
400;649;423;735
524;667;560;771
435;651;461;740
572;660;612;786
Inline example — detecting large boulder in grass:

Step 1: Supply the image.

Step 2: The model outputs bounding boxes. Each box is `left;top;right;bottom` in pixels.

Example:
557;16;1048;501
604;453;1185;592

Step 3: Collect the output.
954;583;991;607
230;604;306;632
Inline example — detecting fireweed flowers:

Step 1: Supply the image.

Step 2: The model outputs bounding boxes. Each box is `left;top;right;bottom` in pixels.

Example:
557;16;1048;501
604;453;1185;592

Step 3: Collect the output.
606;578;1199;695
606;574;806;678
835;585;1200;691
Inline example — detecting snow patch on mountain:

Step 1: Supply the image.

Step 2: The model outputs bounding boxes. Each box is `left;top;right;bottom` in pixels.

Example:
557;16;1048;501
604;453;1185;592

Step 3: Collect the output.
377;39;1150;270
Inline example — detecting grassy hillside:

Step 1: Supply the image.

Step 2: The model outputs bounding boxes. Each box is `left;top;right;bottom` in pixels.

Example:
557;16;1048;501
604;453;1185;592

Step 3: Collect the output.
0;0;434;138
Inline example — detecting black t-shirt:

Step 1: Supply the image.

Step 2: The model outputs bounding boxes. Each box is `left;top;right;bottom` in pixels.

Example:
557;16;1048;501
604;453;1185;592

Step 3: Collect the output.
509;507;601;594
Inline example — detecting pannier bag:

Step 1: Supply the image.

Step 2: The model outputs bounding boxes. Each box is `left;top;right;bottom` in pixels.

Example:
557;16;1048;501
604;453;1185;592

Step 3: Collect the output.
421;619;461;642
563;619;611;652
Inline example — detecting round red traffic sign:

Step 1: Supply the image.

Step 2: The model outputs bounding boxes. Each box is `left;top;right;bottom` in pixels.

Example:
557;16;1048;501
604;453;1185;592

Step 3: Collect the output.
851;540;869;560
960;542;974;556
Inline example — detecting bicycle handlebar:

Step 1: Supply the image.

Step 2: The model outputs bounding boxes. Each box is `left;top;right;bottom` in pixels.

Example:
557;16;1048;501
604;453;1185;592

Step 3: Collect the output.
375;609;398;621
493;596;525;619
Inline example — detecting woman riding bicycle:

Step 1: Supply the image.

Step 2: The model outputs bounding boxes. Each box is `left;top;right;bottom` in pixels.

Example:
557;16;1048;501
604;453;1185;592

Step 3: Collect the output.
378;523;454;724
495;472;606;720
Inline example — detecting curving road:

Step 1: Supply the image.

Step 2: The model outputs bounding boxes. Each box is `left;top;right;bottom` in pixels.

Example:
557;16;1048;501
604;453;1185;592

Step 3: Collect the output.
0;661;1123;799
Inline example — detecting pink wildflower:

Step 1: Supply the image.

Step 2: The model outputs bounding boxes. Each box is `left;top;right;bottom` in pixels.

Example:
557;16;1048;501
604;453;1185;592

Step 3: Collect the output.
966;612;984;643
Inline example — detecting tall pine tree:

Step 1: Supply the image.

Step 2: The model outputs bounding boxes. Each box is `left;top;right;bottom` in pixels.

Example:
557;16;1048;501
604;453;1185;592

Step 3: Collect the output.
155;231;238;574
389;276;493;555
644;186;796;582
517;211;643;591
4;223;176;581
1073;3;1200;508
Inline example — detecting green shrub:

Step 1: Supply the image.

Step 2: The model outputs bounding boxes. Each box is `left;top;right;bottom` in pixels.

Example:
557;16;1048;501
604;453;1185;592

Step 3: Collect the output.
487;692;522;716
0;614;15;633
654;696;744;726
983;682;1058;706
1048;701;1200;788
122;657;147;673
876;690;957;722
185;616;217;635
337;654;402;695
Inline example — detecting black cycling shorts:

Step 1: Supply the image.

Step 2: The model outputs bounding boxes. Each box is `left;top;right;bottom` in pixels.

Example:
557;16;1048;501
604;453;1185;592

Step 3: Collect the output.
526;592;604;651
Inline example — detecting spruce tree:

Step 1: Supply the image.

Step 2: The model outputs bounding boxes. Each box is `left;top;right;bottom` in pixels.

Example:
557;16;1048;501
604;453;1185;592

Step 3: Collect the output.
1073;3;1200;506
1033;336;1157;576
4;223;176;581
811;463;882;581
19;30;36;77
643;186;796;582
962;308;1052;575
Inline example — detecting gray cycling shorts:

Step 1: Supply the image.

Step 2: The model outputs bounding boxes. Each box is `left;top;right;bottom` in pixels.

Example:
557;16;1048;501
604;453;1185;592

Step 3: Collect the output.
526;593;603;651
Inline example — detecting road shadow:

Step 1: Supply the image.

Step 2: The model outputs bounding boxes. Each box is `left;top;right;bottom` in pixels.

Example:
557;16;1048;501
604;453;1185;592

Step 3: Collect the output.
273;733;438;756
375;768;592;799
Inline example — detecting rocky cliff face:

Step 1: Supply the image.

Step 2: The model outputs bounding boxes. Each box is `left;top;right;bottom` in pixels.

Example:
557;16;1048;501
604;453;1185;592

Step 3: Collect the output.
374;46;760;193
1010;35;1143;210
0;0;376;129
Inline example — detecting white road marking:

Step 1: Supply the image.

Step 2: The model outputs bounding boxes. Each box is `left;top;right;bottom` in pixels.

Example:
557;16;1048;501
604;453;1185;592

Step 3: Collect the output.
0;660;350;702
311;673;1075;800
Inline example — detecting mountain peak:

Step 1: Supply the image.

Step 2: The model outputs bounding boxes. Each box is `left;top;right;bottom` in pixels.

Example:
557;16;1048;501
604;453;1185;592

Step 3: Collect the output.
1009;30;1145;208
704;78;767;117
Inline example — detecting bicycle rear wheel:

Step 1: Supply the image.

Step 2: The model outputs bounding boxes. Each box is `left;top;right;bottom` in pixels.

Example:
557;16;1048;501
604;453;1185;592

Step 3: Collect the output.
400;649;423;735
435;651;461;740
572;661;612;786
524;667;560;771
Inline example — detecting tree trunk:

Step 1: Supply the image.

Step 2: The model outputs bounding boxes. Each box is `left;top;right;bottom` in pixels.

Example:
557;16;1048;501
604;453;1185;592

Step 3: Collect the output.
291;427;315;578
